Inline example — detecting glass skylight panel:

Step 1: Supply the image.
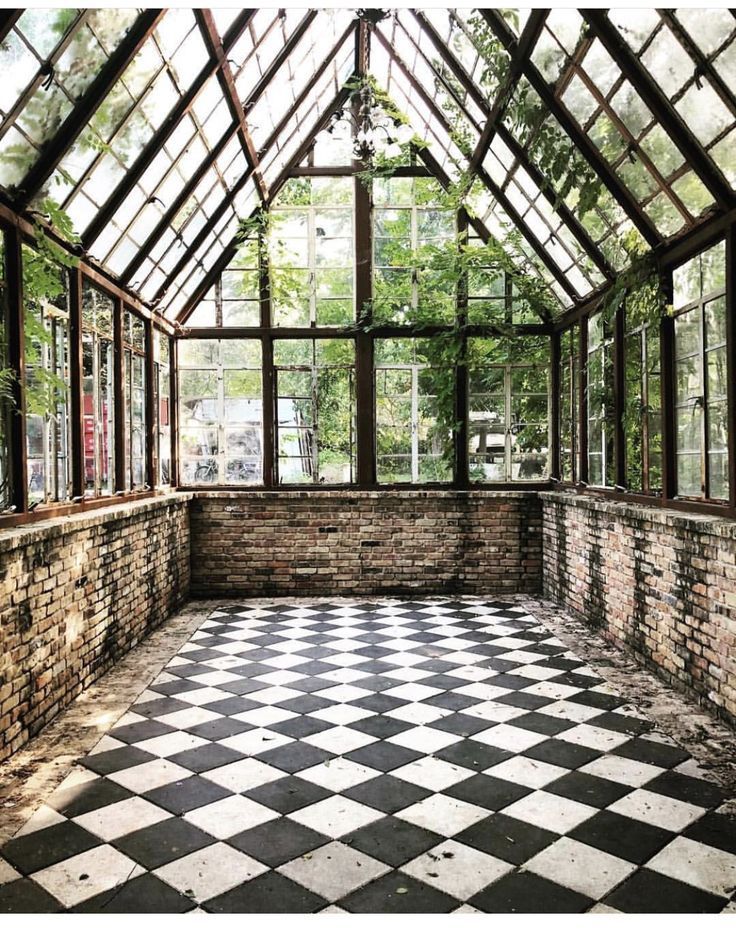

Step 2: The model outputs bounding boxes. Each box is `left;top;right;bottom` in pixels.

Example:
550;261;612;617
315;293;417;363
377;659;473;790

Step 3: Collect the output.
230;9;305;104
45;10;210;253
259;34;353;192
0;9;141;191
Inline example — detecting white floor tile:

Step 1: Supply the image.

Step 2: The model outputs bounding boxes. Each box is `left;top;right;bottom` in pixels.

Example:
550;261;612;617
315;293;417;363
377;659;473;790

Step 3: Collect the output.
72;797;170;841
402;839;513;898
278;841;390;902
608;789;706;832
33;845;145;907
647;836;736;897
525;836;636;898
502;790;598;834
396;794;488;835
155;842;267;902
183;795;278;838
288;796;382;837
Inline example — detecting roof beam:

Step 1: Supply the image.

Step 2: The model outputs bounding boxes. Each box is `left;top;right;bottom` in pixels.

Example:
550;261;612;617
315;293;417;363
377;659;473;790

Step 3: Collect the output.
481;9;662;250
80;10;258;250
0;10;22;44
196;9;267;201
469;11;547;173
121;20;356;287
411;11;613;281
372;28;579;304
582;10;735;211
175;81;354;323
16;10;165;208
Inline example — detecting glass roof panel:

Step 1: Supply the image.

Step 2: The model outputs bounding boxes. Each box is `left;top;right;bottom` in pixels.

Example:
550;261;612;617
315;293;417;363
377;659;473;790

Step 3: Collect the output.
0;9;142;190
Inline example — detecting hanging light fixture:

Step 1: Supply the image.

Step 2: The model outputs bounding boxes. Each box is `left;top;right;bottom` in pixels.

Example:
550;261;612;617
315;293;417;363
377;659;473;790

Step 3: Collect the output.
327;79;414;162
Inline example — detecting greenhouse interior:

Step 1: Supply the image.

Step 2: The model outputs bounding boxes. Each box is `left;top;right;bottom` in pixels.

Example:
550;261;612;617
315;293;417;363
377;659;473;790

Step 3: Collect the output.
1;4;736;916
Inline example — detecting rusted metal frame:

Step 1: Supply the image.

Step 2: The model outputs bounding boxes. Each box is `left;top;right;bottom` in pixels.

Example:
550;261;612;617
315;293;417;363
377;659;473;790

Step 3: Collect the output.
4;225;28;512
174;82;354;324
291;165;432;177
81;10;256;250
659;270;676;500
0;489;160;529
613;299;626;490
661;11;736;121
583;10;735;211
112;297;126;492
17;11;166;209
495;126;614;283
353;22;376;486
726;225;736;507
555;483;736;519
388;14;483;138
68;266;85;500
258;231;275;488
481;10;661;251
152;170;256;305
578;315;589;486
122;15;342;287
259;19;357;162
0;10;90;148
144;316;156;490
373;31;579;305
156;37;351;306
196;10;266;201
454;208;469;488
469;12;547;174
408;14;613;281
179;323;552;340
411;11;487;113
0;11;21;44
169;336;179;487
550;329;561;481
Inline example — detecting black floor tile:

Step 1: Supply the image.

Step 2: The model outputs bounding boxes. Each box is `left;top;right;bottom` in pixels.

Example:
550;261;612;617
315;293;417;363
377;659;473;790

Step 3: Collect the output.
523;738;602;770
613;738;690;769
340;873;458;913
456;812;558;865
350;694;408;714
568;809;674;864
276;695;332;714
588;711;654;736
604;868;727;913
545;770;633;808
646;770;727;809
286;677;336;694
342;774;432;814
133;697;191;718
345;742;422;772
255;742;335;774
683;810;736;856
428;713;495;737
423;692;483;711
72;873;196;913
204;697;260;717
229;818;328;867
269;715;334;739
185;717;253;741
567;691;626;712
244;775;332;815
82;746;157;776
108;719;175;744
1;821;101;874
113;817;216;869
443;774;532;811
348;715;413;739
511;712;577;736
204;871;328;913
143;775;231;815
343;815;441;867
48;778;134;817
470;871;592;913
434;740;513;773
0;879;62;913
169;743;246;774
495;692;554;711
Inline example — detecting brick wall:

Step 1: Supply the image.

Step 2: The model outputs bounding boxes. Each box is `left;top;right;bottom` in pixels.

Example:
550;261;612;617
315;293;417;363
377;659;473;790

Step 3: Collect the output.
0;495;191;762
190;490;542;598
541;491;736;725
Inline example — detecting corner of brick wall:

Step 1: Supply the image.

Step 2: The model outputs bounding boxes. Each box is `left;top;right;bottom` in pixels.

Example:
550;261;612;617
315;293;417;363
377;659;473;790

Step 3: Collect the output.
540;490;736;726
0;495;191;762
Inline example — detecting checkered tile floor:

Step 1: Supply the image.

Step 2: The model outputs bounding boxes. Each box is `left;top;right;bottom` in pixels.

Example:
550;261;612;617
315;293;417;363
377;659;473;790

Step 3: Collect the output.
1;598;735;913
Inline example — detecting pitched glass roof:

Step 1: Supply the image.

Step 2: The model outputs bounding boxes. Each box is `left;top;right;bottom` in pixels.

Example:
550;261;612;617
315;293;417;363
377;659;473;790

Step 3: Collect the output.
0;7;734;321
